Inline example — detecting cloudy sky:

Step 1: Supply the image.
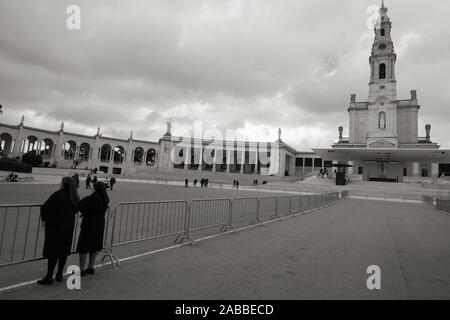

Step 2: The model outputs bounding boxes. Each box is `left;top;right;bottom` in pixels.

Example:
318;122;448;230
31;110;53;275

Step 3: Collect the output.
0;0;449;150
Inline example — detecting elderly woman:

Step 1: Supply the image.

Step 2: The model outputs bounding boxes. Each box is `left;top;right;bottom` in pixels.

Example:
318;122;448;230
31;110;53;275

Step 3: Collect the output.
38;177;80;285
76;182;109;276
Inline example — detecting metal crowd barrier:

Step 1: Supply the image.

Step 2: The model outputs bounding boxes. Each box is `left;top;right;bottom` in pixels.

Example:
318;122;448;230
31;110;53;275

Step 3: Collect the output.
0;204;116;268
232;197;258;225
422;195;450;214
110;201;188;247
0;191;348;268
436;199;450;213
422;195;434;206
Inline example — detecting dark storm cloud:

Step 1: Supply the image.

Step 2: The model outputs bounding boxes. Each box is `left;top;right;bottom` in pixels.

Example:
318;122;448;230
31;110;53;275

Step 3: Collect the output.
0;0;449;150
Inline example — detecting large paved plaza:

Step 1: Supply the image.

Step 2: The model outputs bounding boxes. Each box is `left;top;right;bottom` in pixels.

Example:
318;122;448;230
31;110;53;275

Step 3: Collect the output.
0;181;449;299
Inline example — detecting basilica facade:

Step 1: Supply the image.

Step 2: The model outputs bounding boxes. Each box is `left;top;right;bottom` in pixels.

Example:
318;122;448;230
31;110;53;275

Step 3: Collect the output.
314;2;450;182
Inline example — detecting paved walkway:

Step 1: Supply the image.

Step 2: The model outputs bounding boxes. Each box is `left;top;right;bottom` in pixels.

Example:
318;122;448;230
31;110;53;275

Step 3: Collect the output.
1;199;450;299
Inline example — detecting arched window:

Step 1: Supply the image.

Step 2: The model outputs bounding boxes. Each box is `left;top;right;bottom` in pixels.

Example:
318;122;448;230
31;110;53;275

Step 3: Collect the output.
379;63;386;79
100;144;111;162
0;133;13;154
379;111;386;129
24;136;38;153
113;146;125;164
146;148;156;166
79;143;90;161
380;29;385;36
134;147;144;163
63;141;77;160
40;138;54;158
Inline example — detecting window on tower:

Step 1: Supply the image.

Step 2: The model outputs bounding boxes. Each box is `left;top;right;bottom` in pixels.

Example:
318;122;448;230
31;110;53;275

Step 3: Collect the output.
381;29;385;36
379;111;386;129
379;63;386;79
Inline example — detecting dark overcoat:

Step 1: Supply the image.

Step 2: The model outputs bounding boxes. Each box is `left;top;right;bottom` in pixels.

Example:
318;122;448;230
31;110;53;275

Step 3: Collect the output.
41;189;78;258
76;192;108;254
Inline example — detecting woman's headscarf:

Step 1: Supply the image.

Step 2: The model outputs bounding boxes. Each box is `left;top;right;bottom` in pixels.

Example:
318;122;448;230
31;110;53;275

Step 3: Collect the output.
61;176;80;207
93;181;109;205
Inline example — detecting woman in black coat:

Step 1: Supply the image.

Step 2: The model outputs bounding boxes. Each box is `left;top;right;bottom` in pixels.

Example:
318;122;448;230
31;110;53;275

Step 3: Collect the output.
38;177;80;285
76;182;109;276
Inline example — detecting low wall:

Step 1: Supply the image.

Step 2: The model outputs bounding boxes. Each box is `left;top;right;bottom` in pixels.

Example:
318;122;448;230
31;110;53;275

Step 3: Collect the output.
32;167;90;177
0;170;34;182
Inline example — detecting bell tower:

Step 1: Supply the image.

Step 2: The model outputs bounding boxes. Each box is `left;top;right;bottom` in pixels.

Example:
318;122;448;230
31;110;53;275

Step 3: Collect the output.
366;1;398;148
368;0;397;102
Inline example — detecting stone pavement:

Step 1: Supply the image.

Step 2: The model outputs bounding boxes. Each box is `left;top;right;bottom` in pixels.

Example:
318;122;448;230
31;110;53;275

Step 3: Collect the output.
1;199;449;300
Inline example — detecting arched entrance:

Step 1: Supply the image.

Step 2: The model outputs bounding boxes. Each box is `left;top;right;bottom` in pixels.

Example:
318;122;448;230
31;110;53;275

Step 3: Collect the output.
79;143;90;161
0;133;13;155
63;141;77;160
100;144;112;162
146;148;156;166
40;138;54;158
113;146;125;164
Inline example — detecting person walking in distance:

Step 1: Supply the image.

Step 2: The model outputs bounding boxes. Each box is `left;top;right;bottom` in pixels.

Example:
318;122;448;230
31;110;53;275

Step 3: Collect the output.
85;174;92;189
76;182;109;276
38;177;80;285
110;176;116;191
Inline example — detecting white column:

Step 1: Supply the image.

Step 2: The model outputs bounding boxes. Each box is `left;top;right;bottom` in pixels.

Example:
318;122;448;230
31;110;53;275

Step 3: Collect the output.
431;163;439;178
412;162;419;177
226;149;231;173
212;149;217;172
255;148;259;174
198;148;203;171
240;149;245;174
184;147;190;170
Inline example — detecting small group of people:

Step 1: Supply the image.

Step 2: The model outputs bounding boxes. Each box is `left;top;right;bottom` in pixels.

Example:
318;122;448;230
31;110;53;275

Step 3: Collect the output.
85;174;97;189
252;179;259;186
37;176;110;285
232;180;240;189
85;174;116;191
184;177;209;187
319;168;330;179
7;172;18;182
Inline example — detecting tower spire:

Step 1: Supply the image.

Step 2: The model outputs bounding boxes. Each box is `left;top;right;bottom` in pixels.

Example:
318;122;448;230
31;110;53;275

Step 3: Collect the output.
368;0;397;102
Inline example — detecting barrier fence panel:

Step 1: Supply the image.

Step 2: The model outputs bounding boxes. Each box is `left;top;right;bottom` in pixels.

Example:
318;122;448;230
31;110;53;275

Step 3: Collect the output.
0;204;87;268
300;195;308;212
0;204;44;267
189;199;231;232
421;195;450;213
232;198;258;224
111;201;188;248
291;196;301;215
422;195;433;206
258;197;278;221
276;196;292;217
436;199;450;213
309;194;317;210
